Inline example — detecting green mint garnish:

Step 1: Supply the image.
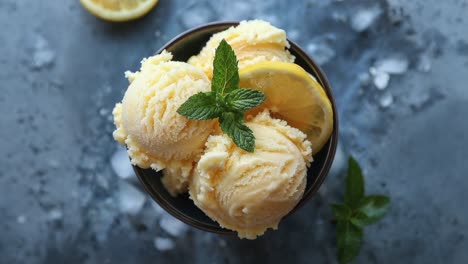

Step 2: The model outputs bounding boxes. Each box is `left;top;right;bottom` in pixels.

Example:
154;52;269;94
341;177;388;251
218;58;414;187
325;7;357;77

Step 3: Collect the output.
177;39;266;152
331;156;390;264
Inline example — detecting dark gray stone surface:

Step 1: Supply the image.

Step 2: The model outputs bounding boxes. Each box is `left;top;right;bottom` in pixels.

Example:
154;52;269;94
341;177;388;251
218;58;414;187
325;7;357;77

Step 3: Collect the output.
1;0;467;263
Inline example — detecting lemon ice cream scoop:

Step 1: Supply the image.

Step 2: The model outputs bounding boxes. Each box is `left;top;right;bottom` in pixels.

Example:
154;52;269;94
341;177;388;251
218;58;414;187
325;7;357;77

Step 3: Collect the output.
188;20;295;79
190;111;312;239
113;51;216;196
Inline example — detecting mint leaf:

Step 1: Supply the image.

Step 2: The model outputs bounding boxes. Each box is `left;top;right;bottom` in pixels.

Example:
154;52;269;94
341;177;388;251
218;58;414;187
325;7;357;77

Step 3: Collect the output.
331;204;352;221
350;195;390;228
212;39;239;95
177;40;261;151
177;92;221;120
331;157;391;264
337;220;363;264
219;112;255;152
225;88;266;111
345;156;365;208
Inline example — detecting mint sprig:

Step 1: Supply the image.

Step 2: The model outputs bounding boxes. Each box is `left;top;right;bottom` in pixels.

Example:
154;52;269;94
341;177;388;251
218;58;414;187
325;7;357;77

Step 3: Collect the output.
177;39;266;152
331;156;390;264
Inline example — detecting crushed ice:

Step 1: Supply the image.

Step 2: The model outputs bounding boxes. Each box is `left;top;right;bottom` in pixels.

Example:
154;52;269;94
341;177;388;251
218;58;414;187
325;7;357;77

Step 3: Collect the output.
370;56;409;90
111;148;135;180
160;215;189;237
31;35;55;69
379;93;394;108
154;237;175;251
371;70;390;90
117;181;146;216
350;6;383;32
374;57;409;75
306;35;336;65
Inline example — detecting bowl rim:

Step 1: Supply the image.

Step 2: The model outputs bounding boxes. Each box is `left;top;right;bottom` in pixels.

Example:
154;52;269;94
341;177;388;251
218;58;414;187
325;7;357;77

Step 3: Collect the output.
134;21;339;235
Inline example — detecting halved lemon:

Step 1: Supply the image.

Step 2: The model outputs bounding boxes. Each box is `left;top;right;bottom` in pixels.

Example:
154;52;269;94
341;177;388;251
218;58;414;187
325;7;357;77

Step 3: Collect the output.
80;0;159;22
240;62;334;154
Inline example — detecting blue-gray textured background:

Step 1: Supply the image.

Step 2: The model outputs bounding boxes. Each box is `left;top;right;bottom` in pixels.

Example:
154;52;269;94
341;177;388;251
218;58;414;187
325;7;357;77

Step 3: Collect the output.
1;0;467;263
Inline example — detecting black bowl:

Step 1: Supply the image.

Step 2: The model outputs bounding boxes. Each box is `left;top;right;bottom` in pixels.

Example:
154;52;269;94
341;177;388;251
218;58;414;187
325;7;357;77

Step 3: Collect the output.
133;21;339;235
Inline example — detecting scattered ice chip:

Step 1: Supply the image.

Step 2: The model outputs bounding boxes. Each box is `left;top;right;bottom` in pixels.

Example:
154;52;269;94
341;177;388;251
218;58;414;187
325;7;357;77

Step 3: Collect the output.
306;37;336;65
379;93;394;108
154;30;161;37
154;237;175;251
118;181;146;216
179;3;216;28
372;71;390;90
17;215;27;224
111;148;134;180
350;6;382;32
47;208;63;221
99;108;109;116
160;215;188;237
417;53;432;72
358;72;371;85
31;35;55;69
374;57;409;75
331;11;347;23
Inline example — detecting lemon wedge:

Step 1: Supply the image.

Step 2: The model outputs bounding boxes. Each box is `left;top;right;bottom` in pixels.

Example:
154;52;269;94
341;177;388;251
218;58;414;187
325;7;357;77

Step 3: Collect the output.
240;62;334;154
80;0;159;22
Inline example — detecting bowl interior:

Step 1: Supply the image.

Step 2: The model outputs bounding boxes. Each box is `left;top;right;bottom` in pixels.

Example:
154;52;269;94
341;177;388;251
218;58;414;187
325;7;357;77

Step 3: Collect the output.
133;22;338;234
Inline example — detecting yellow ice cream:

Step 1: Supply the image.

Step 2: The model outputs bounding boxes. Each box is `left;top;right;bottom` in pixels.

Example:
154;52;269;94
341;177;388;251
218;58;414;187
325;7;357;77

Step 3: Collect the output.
188;20;295;79
113;51;216;196
190;111;312;239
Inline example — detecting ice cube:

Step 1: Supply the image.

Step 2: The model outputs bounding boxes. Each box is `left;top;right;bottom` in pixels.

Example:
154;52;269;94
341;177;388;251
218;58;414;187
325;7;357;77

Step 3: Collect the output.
379;93;394;108
160;215;188;237
372;71;390;90
118;182;146;216
99;108;109;116
110;148;134;180
358;72;371;85
306;39;336;65
417;53;432;72
350;6;382;32
47;208;63;221
179;3;216;28
32;35;55;69
374;57;409;75
154;237;175;251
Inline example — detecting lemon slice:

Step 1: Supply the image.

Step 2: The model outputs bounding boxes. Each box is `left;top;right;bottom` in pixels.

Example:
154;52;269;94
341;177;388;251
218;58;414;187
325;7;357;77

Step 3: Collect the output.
80;0;159;22
240;62;334;154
